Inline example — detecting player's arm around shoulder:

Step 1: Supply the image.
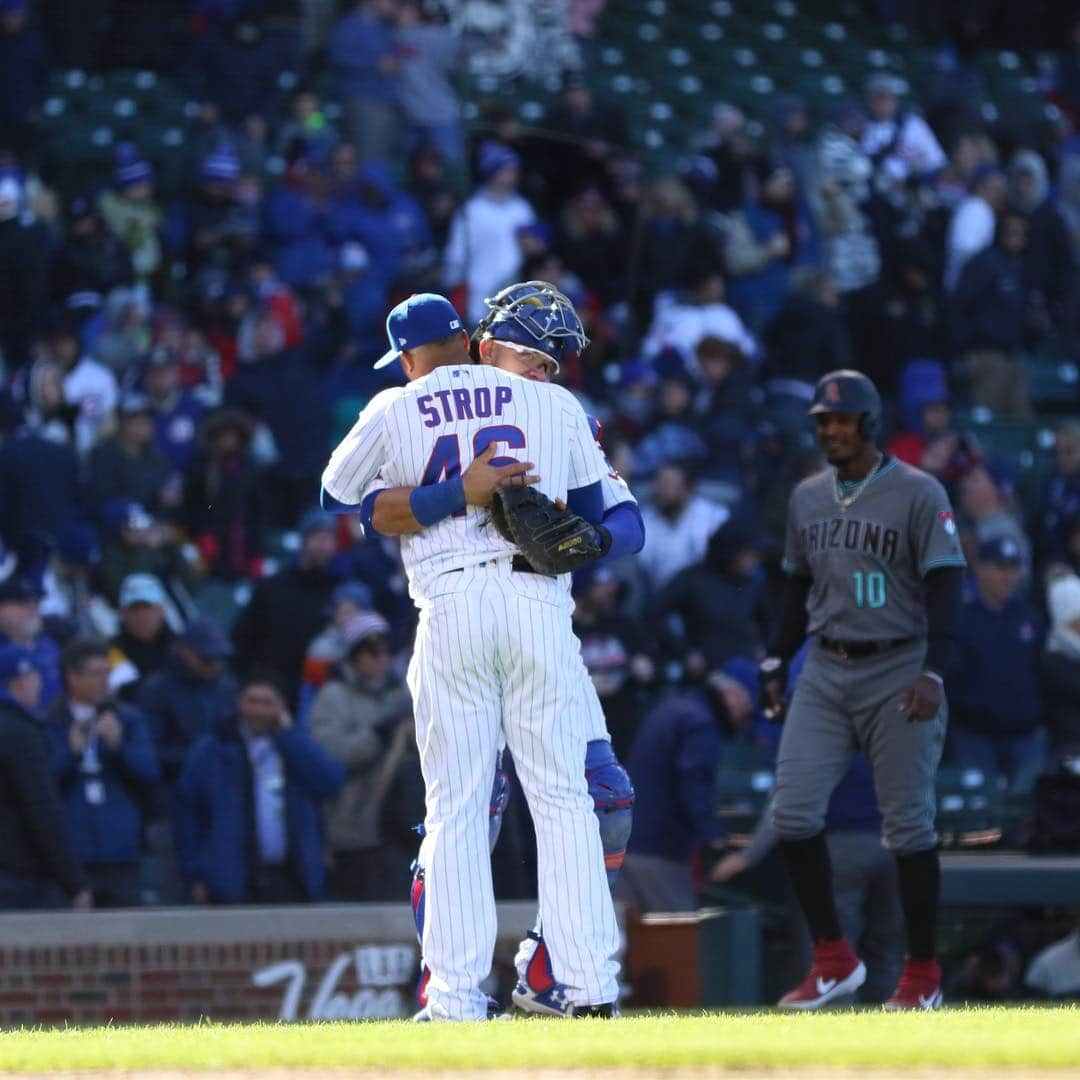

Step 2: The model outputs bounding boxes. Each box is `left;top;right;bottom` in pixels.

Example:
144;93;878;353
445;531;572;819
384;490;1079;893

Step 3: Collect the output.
320;387;403;508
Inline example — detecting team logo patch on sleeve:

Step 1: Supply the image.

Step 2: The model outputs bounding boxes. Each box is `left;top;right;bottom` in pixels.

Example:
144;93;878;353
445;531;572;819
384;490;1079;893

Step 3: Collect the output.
937;510;956;535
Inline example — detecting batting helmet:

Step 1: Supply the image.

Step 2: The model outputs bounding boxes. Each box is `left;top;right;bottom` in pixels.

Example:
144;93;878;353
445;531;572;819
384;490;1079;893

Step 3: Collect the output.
808;369;881;441
474;280;588;374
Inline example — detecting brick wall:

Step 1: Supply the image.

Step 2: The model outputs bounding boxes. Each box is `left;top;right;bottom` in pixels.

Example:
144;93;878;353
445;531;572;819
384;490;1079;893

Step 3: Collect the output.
0;902;542;1026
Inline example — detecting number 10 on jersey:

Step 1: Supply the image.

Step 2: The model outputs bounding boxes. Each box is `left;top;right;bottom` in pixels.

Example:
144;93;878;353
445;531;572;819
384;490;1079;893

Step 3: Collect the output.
852;570;887;608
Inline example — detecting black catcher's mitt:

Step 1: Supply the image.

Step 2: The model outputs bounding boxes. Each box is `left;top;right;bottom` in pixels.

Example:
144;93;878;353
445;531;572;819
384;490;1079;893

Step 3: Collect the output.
490;486;610;576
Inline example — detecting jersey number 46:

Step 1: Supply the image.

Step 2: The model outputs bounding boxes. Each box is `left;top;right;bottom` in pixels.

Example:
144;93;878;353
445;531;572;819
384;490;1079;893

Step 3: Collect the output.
422;426;526;518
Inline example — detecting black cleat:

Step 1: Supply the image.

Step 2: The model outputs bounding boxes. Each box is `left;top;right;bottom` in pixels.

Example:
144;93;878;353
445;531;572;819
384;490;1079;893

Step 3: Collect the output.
572;1002;618;1018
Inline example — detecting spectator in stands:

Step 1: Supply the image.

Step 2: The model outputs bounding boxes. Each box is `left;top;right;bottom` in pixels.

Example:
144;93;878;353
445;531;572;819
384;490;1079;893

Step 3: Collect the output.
557;187;628;305
723;165;801;332
1034;422;1080;572
20;357;75;446
761;269;853;385
1006;150;1073;333
87;393;176;519
950;211;1035;415
443;140;536;325
275;86;339;165
310;611;413;900
642;267;756;373
182;409;266;582
887;359;982;488
90;286;150;377
96;500;199;607
541;71;628;207
572;562;655;761
181;142;259;277
393;0;464;165
231;508;341;707
616;674;733;912
0;390;81;579
142;345;207;474
137;617;237;785
51;194;134;307
1024;917;1080;998
304;581;375;690
191;7;292;129
0;165;50;372
944;164;1006;291
631;370;710;479
651;517;769;675
225;307;332;527
811;101;887;366
107;573;174;700
98;144;163;286
948;537;1045;792
862;73;947;186
0;578;61;706
329;0;400;164
958;460;1032;578
1041;574;1080;767
0;643;91;911
638;461;730;593
45;638;159;907
39;522;105;642
40;316;119;457
0;0;47;157
174;672;344;904
633;180;716;325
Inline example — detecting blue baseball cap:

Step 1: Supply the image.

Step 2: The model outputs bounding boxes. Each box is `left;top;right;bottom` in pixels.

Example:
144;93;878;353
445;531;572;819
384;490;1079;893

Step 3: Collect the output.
0;644;37;684
374;293;464;370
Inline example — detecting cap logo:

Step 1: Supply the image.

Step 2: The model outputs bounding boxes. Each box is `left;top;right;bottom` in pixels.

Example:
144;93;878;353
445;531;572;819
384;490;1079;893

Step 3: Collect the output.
398;336;407;345
825;381;841;403
450;319;460;330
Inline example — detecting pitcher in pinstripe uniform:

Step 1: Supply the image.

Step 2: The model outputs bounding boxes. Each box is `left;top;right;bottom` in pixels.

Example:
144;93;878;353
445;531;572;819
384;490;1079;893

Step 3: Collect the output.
321;289;631;1021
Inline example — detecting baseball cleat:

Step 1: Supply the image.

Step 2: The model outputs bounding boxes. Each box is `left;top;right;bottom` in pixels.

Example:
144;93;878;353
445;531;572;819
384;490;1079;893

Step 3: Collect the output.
884;959;943;1011
778;940;866;1009
412;1000;509;1022
511;932;619;1017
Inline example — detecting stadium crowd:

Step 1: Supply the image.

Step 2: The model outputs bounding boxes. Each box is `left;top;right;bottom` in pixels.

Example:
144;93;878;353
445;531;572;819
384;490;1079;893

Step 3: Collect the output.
1;0;1080;1001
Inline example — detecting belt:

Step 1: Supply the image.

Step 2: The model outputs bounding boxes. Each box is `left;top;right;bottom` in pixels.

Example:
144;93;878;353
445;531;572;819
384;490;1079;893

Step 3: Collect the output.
818;635;916;660
448;555;539;575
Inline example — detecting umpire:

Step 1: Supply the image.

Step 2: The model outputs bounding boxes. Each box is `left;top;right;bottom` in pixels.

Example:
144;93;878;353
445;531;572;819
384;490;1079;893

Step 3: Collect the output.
759;370;965;1011
0;644;91;910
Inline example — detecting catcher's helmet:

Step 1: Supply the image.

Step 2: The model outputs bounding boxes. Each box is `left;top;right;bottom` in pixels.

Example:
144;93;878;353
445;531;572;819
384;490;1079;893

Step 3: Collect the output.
808;369;881;441
474;280;588;374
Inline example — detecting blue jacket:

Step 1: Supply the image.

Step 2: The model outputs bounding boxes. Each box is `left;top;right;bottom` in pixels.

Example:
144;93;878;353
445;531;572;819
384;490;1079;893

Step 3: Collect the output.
0;630;62;708
136;652;238;782
328;10;397;103
152;391;208;473
173;717;345;903
951;592;1044;736
45;699;160;864
626;689;724;860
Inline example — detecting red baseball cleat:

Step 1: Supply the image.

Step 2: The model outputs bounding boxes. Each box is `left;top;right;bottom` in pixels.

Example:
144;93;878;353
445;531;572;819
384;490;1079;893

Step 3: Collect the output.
884;958;943;1011
778;939;866;1010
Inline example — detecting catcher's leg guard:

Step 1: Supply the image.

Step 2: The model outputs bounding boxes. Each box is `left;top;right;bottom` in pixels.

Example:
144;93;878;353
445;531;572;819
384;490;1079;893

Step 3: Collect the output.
585;738;635;889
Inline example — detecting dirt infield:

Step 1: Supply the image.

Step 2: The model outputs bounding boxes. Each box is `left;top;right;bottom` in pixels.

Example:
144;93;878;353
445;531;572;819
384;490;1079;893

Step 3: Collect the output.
10;1070;1073;1079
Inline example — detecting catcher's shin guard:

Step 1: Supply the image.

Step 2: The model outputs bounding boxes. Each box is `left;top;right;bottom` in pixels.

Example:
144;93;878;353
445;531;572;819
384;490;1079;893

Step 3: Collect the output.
585;738;634;889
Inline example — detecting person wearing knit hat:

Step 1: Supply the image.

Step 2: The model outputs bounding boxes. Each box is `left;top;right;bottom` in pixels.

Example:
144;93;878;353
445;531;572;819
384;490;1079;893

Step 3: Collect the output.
99;144;163;282
1043;573;1080;764
443;139;536;324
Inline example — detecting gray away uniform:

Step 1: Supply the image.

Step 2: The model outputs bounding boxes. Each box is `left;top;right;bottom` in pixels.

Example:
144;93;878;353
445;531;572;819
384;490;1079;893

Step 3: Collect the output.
772;458;967;853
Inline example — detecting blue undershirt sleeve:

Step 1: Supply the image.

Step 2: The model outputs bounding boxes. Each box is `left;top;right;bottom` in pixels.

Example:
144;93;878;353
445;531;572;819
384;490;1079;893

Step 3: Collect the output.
566;480;604;524
321;484;362;514
600;501;645;560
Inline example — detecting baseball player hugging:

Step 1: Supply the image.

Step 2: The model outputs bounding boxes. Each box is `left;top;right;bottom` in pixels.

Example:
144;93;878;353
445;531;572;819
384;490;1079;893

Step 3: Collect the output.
759;370;966;1011
320;287;643;1021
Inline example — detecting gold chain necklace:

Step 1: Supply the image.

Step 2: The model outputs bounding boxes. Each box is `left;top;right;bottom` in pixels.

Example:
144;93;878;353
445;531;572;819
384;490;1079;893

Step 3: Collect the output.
833;453;883;510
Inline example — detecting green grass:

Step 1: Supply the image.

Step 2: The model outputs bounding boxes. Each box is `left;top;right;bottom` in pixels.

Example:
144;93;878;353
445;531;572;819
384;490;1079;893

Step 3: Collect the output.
1;1008;1079;1073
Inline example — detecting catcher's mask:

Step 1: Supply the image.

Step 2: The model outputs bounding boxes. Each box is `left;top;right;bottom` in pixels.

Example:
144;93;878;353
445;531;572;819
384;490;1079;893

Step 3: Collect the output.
474;280;589;375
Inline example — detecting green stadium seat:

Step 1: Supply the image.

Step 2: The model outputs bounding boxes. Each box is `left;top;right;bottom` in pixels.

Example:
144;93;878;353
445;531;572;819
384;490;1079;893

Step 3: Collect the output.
935;767;1005;849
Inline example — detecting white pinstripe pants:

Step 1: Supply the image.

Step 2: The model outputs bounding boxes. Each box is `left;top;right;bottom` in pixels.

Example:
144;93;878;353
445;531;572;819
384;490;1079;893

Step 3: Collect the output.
408;562;620;1020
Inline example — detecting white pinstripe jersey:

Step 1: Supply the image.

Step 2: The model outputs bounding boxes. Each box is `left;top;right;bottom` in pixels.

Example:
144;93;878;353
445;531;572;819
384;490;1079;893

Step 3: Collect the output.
322;365;615;603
